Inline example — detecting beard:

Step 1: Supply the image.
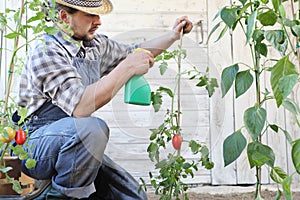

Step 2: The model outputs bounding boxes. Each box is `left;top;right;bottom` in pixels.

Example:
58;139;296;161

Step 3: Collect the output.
72;33;94;42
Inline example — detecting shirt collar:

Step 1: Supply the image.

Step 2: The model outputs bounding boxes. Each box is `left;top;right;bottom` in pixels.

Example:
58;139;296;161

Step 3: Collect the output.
52;31;96;57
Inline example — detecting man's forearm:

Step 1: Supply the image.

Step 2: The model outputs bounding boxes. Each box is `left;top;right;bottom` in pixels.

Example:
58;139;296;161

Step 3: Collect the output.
72;62;134;117
140;31;178;57
72;50;153;117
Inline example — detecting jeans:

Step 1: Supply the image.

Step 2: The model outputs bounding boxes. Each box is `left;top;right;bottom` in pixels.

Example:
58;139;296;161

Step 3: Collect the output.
22;117;147;199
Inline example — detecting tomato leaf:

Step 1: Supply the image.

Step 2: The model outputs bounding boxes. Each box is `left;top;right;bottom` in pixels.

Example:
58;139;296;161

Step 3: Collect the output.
11;180;22;194
159;61;168;75
0;166;13;173
5;32;20;39
25;158;36;169
147;142;159;162
189;140;201;154
151;91;163;112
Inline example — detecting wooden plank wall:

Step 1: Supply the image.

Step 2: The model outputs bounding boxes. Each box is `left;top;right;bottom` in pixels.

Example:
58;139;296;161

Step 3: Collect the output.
207;0;237;185
95;0;211;184
1;0;300;186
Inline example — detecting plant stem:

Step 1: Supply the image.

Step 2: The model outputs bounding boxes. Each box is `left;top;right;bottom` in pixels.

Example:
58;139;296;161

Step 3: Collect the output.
254;49;262;194
177;30;184;131
0;143;9;166
255;166;260;198
177;30;184;156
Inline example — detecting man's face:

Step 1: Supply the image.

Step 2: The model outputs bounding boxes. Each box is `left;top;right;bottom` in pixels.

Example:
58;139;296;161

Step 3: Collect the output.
66;10;101;42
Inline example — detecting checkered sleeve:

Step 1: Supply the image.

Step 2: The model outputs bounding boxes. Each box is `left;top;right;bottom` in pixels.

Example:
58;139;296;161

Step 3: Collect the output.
28;40;85;116
95;34;139;76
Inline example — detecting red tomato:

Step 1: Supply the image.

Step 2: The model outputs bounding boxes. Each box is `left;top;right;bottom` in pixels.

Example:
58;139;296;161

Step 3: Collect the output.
172;134;182;150
15;129;26;145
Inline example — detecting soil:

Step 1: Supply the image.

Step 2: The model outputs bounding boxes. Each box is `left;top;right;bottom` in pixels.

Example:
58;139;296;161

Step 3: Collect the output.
146;185;300;200
148;191;300;200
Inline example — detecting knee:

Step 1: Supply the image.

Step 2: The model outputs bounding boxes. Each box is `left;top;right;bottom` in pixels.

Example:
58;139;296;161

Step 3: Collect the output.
86;117;110;143
94;117;110;139
76;117;109;161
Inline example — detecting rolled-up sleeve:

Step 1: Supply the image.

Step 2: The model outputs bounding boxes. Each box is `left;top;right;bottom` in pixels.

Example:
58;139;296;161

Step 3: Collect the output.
95;35;139;76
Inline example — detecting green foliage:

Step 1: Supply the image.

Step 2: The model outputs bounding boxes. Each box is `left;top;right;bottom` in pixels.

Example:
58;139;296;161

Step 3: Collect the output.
270;166;288;183
235;70;254;98
0;0;57;194
282;176;292;200
189;67;218;97
271;56;298;107
244;105;266;141
143;44;215;199
209;0;300;198
247;141;275;168
223;130;247;167
221;64;239;97
292;139;300;174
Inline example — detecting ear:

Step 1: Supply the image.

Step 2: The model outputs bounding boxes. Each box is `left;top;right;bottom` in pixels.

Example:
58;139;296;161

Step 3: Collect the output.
59;10;70;24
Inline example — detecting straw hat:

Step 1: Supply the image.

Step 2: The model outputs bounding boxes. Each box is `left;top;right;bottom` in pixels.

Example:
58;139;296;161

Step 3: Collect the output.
55;0;113;15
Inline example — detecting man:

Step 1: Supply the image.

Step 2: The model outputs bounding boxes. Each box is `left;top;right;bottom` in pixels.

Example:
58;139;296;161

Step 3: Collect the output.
17;0;193;199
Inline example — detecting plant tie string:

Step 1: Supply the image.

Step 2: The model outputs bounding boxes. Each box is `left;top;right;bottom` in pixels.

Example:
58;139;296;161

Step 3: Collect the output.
8;70;13;75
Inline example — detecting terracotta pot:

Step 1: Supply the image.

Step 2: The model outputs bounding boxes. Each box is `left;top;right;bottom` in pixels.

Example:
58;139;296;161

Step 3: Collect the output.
0;156;22;196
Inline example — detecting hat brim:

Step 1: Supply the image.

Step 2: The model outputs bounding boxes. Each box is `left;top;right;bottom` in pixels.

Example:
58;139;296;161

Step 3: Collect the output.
55;0;113;15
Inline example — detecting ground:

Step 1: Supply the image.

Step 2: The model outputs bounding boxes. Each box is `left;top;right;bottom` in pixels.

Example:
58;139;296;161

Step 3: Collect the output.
146;184;300;200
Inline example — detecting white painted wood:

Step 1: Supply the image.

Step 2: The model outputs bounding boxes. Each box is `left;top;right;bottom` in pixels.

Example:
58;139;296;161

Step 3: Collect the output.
231;25;257;185
286;85;300;183
207;0;237;185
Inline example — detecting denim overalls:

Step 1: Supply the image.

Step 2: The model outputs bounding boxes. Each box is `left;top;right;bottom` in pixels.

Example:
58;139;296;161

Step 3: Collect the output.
21;35;147;200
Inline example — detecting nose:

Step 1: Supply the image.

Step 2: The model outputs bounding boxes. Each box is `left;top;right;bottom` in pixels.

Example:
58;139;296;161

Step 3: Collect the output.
93;15;101;26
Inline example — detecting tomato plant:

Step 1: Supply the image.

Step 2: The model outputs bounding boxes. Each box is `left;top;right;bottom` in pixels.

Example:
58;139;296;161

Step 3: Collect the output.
15;130;26;145
0;0;56;194
140;36;216;199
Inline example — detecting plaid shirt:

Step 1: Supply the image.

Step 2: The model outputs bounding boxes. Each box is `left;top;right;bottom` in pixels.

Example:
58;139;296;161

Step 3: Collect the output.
18;31;137;116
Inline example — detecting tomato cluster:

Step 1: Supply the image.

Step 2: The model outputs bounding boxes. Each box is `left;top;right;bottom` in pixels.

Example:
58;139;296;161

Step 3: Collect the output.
0;127;26;145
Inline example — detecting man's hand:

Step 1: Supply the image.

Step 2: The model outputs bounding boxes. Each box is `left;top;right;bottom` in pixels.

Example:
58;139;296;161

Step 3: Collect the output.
122;49;154;76
172;16;193;38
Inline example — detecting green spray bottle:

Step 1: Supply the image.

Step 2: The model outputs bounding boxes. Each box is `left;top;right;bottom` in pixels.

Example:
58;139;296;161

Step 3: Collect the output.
124;48;151;105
